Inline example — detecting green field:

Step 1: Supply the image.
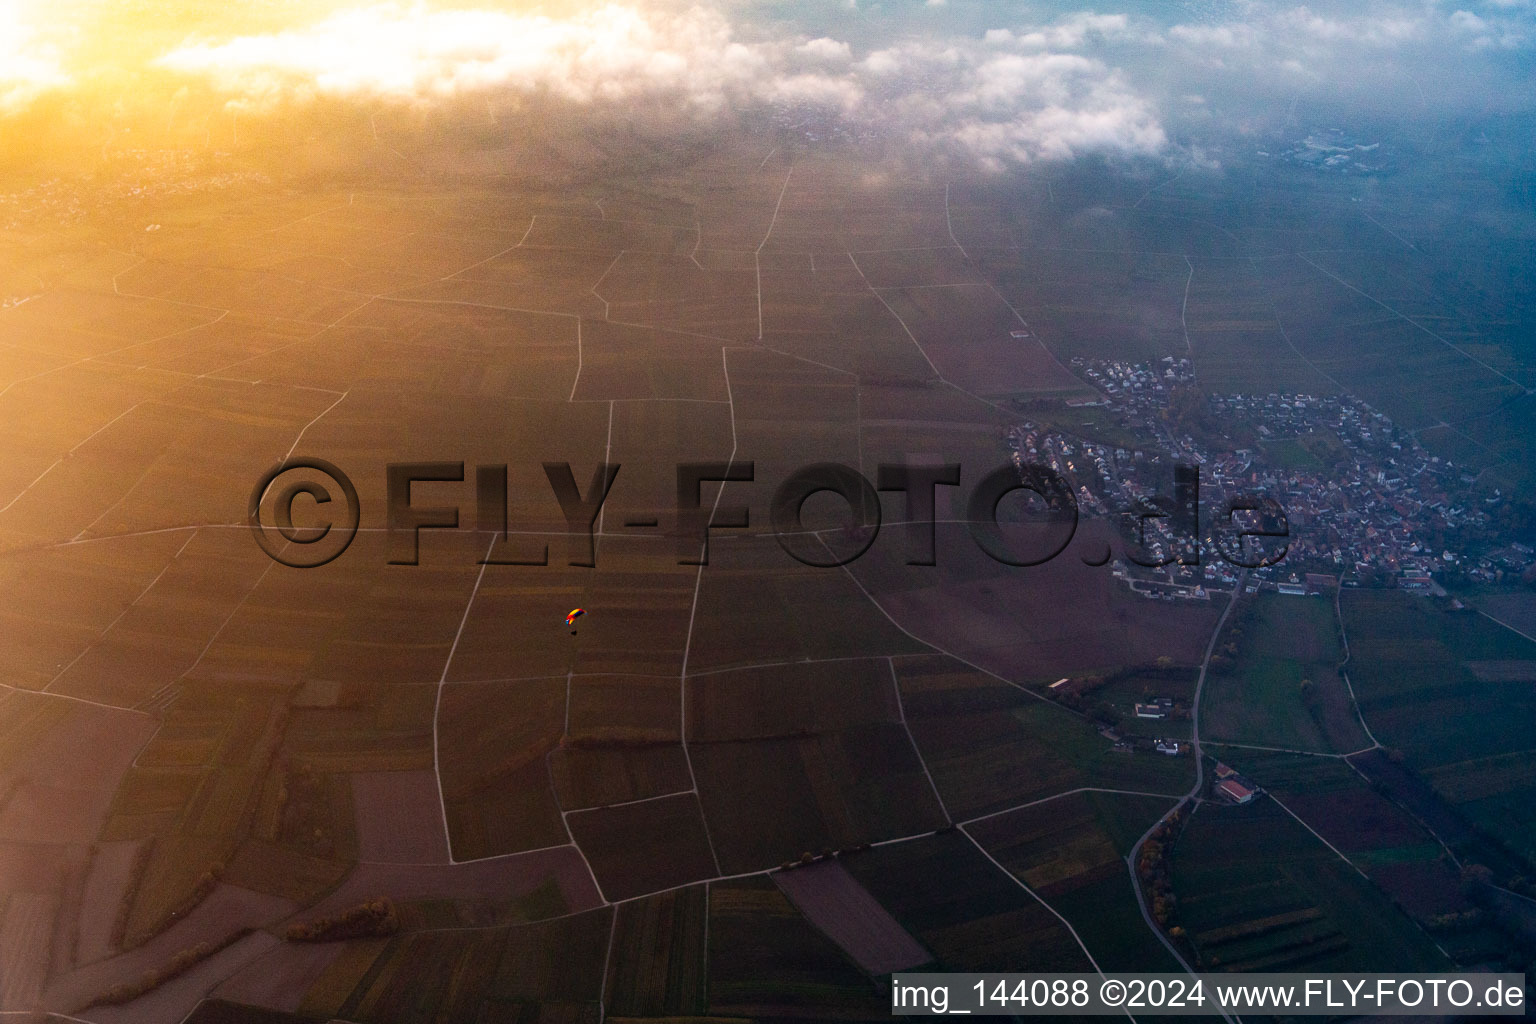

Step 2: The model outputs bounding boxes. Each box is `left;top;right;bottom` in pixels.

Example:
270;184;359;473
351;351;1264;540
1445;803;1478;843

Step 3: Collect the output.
1169;799;1449;973
896;656;1192;822
1089;665;1197;742
1206;746;1500;958
1340;591;1536;861
1259;433;1349;474
1424;750;1536;866
1202;593;1369;753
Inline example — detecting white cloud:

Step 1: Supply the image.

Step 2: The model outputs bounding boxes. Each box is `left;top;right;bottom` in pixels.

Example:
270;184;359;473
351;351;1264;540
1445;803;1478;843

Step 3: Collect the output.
159;5;763;109
1452;9;1490;31
985;13;1133;50
1451;5;1530;46
859;47;905;75
0;0;69;114
1168;23;1259;48
765;72;863;111
121;0;1534;170
948;97;1165;170
1274;7;1425;46
148;2;1175;169
967;53;1101;110
797;37;852;62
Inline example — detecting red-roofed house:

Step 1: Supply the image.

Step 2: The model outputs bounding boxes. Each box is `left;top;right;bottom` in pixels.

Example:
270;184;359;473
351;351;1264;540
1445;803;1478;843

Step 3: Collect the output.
1217;779;1256;804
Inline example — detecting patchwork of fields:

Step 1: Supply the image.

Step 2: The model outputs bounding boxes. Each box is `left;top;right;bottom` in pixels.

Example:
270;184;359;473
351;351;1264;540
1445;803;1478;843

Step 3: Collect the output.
3;132;1534;1021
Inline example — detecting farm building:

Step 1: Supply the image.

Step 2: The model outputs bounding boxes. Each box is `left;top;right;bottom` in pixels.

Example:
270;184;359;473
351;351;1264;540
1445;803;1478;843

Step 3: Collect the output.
1217;779;1257;804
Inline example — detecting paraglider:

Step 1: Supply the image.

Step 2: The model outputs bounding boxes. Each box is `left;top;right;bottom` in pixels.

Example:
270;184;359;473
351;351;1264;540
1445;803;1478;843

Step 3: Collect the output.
566;608;585;635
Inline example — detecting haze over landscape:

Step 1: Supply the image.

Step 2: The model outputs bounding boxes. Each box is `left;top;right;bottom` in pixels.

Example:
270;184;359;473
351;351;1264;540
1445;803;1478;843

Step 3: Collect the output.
3;1;1536;1021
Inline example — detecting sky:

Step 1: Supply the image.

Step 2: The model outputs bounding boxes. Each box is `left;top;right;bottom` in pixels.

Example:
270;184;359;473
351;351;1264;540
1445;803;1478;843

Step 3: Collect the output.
2;0;1534;170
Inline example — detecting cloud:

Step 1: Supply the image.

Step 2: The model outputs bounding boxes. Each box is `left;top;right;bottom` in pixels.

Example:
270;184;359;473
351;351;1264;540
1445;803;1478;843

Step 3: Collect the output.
1165;2;1536;56
796;37;852;62
156;4;769;111
1275;7;1424;46
1148;0;1534;126
983;13;1134;50
1450;6;1530;46
0;0;69;114
148;2;1174;168
765;72;863;111
2;0;1520;168
939;57;1166;169
1168;23;1259;49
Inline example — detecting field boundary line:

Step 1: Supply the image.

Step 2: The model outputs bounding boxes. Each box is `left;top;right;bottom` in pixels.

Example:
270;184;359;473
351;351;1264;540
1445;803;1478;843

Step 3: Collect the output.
959;787;1183;829
1334;583;1382;750
887;657;952;825
433;536;497;866
1295;252;1532;396
1476;607;1536;645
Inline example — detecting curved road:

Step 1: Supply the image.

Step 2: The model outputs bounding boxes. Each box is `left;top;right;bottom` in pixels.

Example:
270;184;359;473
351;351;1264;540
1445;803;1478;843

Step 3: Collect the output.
1125;571;1246;1024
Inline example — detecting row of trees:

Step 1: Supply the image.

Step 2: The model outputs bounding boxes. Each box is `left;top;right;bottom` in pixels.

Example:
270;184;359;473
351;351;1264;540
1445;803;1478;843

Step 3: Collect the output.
1137;804;1189;930
285;897;400;942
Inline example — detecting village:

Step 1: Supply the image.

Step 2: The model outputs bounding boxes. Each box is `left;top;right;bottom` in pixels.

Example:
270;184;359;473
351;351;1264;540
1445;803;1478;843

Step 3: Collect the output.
1008;357;1536;603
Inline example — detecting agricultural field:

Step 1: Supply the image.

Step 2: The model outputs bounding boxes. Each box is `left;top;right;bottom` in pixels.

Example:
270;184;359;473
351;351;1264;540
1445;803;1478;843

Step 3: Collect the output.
1081;664;1198;742
603;884;708;1016
434;679;569;862
773;860;931;974
1207;747;1509;961
967;790;1183;971
978;249;1193;366
853;522;1222;683
1341;590;1536;861
894;655;1192;822
1476;591;1536;642
1201;592;1369;754
686;658;947;873
295;908;614;1022
705;876;886;1019
1168;799;1449;973
840;830;1094;972
2;50;1534;1019
565;793;719;902
1423;749;1536;868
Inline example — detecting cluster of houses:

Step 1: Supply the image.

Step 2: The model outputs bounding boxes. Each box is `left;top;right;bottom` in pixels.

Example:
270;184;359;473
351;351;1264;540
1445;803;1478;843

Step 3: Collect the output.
1;157;264;233
1202;393;1521;584
1106;733;1189;757
1076;693;1193;757
1007;360;1535;598
1080;356;1197;393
